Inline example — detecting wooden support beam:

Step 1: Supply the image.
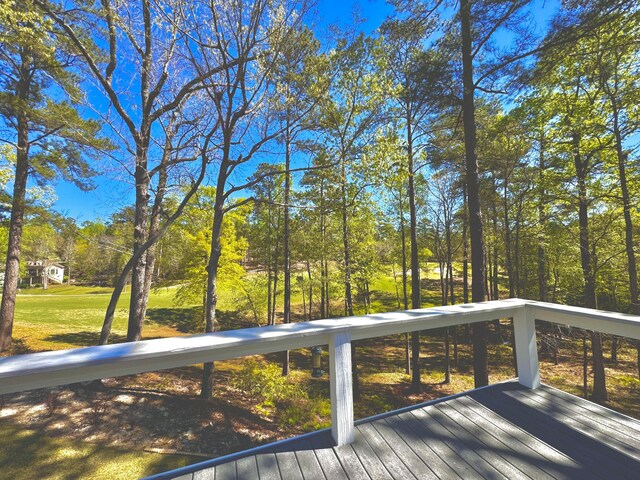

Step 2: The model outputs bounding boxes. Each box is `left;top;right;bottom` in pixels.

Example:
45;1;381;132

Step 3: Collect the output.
514;306;540;389
329;330;354;446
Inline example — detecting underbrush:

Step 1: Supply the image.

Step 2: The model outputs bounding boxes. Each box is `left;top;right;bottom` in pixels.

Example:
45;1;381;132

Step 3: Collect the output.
233;360;331;431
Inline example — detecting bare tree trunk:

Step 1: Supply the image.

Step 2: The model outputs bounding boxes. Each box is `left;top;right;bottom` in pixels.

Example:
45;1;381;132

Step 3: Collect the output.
514;211;522;297
267;261;273;326
201;183;226;400
453;326;458;369
139;134;171;327
126;149;150;342
400;199;409;311
307;260;313;320
340;156;359;400
461;0;489;387
439;259;446;306
271;217;280;326
407;112;422;393
0;110;29;351
301;278;306;319
319;262;325;319
537;136;548;302
487;249;494;301
573;132;607;402
271;259;279;325
444;327;451;384
611;337;618;364
503;179;514;298
282;116;291;376
320;183;327;319
400;198;411;374
462;185;469;304
491;203;499;300
324;259;330;317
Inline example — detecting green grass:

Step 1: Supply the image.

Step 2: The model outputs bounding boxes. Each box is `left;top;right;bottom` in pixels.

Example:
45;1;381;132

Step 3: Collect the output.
0;422;193;480
12;285;193;351
17;286;115;295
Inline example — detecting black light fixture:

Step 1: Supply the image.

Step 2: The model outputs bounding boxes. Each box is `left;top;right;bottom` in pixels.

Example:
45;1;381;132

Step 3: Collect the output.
311;346;324;377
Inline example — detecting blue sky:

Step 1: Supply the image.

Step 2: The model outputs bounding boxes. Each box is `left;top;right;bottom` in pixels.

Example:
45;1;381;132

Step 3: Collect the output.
50;0;557;222
51;0;392;222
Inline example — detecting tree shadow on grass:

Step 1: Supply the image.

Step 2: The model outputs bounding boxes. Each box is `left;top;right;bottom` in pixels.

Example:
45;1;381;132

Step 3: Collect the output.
145;306;255;334
216;309;256;330
370;289;401;310
1;338;34;356
145;306;203;333
0;415;196;479
44;331;128;347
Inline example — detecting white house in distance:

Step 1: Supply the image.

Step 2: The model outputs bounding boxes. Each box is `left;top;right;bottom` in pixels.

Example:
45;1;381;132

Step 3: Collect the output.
25;261;65;287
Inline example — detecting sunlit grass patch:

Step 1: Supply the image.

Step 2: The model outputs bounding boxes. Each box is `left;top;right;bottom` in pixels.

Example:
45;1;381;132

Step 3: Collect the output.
0;422;193;480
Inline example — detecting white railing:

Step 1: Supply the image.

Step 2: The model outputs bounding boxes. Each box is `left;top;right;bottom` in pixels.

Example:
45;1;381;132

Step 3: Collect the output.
1;298;639;446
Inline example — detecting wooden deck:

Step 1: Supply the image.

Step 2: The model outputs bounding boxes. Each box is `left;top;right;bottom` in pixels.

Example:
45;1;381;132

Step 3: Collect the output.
152;382;640;480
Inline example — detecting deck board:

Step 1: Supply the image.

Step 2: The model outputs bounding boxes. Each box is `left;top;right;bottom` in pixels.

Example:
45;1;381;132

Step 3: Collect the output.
411;407;509;479
432;400;550;480
274;452;303;480
236;456;258;479
154;382;640;480
383;414;462;479
357;422;417;479
292;439;326;480
331;444;370;480
451;396;580;480
369;417;436;479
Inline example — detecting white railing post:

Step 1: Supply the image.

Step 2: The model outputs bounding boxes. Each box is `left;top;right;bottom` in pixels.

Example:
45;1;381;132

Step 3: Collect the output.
513;305;540;389
329;330;355;446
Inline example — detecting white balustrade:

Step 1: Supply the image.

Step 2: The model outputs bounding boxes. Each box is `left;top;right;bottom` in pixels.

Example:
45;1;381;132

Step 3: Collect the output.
1;298;639;446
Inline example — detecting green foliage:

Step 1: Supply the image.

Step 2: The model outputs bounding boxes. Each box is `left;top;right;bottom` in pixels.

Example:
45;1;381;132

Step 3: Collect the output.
232;360;331;431
615;375;640;392
0;0;108;186
171;187;249;308
233;360;301;407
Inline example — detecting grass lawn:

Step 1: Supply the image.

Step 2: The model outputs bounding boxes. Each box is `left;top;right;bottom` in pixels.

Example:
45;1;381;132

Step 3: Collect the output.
8;270;444;352
10;285;199;351
0;422;193;480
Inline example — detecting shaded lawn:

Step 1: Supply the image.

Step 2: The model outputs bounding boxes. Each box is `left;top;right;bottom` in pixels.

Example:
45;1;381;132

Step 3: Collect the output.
8;273;438;352
0;422;193;480
10;286;196;351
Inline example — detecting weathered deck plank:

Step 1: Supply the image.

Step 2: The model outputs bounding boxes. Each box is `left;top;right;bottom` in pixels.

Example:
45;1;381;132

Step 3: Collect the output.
152;382;640;480
471;384;637;479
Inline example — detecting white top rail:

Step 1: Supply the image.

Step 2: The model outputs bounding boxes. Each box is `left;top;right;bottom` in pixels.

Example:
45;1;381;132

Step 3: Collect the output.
528;301;640;340
1;298;639;396
0;299;525;395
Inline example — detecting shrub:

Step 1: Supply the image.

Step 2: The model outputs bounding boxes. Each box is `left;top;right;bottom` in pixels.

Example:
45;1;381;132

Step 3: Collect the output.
233;360;301;406
233;360;330;431
89;397;109;424
45;390;61;416
277;396;331;431
616;375;640;392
